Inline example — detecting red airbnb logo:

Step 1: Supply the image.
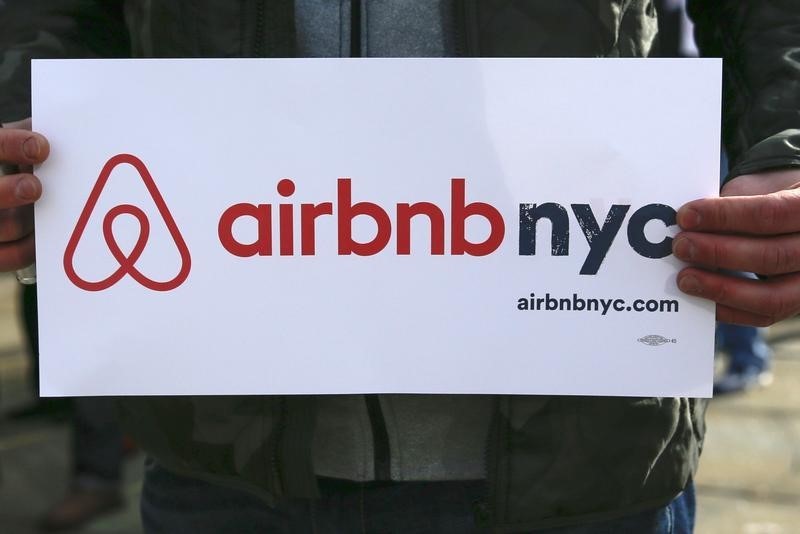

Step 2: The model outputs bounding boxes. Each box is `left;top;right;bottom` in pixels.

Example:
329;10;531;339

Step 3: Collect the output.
63;154;191;291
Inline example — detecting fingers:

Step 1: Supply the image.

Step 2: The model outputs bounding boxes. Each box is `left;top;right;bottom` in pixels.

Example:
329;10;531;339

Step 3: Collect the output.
677;267;800;325
0;127;49;166
677;188;800;235
676;171;800;326
0;207;34;242
673;231;800;275
0;119;41;271
0;205;36;268
715;305;774;328
0;232;35;271
0;172;43;208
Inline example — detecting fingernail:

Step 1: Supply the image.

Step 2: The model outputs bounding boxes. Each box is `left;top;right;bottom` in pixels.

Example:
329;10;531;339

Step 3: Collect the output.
678;275;701;294
22;136;41;160
673;236;696;261
15;176;39;201
679;208;701;229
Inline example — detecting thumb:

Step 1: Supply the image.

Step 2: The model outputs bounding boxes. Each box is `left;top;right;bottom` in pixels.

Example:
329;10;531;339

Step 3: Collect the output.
722;169;800;197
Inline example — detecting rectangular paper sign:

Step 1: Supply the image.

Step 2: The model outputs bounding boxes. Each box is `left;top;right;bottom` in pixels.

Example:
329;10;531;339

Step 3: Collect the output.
33;58;720;397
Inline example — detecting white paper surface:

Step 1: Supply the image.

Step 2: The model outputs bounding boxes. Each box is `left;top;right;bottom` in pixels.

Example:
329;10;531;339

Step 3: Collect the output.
32;58;720;397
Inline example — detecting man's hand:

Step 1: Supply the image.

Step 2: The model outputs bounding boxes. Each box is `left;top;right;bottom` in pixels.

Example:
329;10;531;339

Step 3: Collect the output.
673;168;800;326
0;118;48;271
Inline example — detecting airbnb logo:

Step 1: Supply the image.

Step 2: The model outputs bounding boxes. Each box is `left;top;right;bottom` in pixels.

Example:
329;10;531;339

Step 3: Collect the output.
64;154;677;291
63;154;191;291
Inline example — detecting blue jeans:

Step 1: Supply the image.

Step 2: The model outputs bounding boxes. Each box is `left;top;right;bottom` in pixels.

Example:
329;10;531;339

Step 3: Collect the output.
140;459;695;533
717;322;771;372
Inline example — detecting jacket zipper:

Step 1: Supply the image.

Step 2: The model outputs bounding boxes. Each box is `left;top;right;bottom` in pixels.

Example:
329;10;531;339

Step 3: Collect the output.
350;0;362;58
455;0;480;57
454;0;495;525
269;397;287;495
365;395;392;480
253;0;266;56
478;395;504;527
453;0;465;56
349;0;391;482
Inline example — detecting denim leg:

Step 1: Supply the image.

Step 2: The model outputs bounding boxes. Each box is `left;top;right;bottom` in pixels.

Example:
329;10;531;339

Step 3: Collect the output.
140;458;312;534
672;481;696;533
717;323;771;371
538;480;696;533
73;397;124;489
141;461;696;534
313;479;487;534
141;467;485;534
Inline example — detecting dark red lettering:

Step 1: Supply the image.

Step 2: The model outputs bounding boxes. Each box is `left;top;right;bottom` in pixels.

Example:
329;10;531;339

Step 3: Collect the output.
337;178;392;256
450;178;505;256
301;202;334;255
396;202;445;255
277;179;295;256
218;203;272;257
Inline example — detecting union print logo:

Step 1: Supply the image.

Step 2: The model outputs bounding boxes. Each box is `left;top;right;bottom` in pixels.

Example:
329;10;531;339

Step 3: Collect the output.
637;335;676;346
63;154;191;291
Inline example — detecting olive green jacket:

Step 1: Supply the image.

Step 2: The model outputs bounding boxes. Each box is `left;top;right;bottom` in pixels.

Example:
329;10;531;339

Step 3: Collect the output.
2;1;799;531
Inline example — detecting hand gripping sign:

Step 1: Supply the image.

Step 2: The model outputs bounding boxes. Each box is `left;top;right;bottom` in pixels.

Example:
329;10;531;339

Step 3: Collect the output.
63;154;191;291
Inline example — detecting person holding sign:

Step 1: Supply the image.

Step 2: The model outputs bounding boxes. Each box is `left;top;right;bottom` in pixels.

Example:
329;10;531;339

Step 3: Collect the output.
1;1;799;533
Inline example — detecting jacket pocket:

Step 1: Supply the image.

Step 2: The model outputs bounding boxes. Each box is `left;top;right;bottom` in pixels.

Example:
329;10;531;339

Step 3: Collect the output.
493;396;697;529
118;395;280;493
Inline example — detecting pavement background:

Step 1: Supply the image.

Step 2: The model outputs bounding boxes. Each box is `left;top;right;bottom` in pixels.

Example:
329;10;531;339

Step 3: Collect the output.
0;274;798;533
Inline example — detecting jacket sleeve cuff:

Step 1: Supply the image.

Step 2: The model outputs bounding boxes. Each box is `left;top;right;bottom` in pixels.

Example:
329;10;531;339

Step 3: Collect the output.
726;129;800;184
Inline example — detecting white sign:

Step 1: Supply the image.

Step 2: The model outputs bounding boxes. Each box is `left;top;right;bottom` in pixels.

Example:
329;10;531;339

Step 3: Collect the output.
32;58;720;397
